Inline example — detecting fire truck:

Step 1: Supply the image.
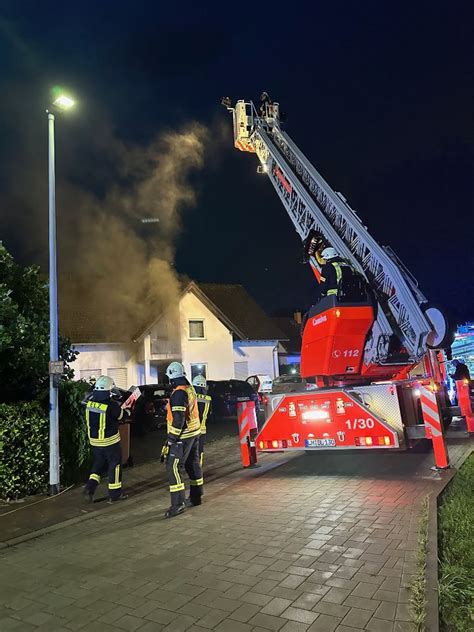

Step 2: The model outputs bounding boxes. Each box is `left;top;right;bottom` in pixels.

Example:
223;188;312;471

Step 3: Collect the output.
223;96;465;468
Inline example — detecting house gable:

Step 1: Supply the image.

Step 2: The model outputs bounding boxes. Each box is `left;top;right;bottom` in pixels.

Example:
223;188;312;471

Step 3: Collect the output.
179;289;235;380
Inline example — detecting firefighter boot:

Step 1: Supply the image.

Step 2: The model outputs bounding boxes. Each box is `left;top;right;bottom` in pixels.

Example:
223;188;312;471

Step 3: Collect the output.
185;497;202;507
83;486;94;503
107;494;129;504
164;503;185;518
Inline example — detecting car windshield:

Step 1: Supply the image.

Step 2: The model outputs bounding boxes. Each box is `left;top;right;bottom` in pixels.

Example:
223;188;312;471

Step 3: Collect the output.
230;380;253;395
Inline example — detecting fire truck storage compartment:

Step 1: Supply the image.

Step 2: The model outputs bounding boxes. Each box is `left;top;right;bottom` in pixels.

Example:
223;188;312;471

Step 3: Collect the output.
301;295;374;377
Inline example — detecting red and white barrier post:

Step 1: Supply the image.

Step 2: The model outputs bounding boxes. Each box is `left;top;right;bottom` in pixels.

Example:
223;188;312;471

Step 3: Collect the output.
456;380;474;432
236;400;259;468
420;384;449;469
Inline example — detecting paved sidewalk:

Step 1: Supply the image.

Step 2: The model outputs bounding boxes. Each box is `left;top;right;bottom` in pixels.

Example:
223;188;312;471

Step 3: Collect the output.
0;433;254;544
0;436;472;632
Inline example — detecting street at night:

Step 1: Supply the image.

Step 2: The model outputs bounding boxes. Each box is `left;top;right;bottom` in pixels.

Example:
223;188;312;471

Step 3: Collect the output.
1;426;472;631
0;2;473;630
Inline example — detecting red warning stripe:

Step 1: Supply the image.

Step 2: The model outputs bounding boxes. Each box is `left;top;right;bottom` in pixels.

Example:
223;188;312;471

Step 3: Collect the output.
420;385;439;410
423;409;441;431
421;395;439;419
239;423;250;442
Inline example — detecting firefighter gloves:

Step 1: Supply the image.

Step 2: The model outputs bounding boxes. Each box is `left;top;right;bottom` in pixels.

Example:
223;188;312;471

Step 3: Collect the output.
160;443;170;463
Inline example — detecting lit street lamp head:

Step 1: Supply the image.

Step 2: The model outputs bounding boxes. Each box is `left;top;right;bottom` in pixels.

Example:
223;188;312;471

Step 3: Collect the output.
48;86;76;115
53;94;75;111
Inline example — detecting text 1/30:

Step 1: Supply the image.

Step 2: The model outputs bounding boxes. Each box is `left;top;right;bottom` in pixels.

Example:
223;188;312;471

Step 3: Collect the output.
345;418;375;430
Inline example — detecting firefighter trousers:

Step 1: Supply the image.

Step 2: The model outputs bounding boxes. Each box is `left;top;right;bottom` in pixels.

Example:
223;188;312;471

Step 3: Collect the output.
86;443;123;500
167;436;203;507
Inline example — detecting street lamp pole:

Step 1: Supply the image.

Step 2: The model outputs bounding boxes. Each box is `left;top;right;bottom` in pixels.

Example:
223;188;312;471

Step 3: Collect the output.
46;90;75;496
48;110;60;495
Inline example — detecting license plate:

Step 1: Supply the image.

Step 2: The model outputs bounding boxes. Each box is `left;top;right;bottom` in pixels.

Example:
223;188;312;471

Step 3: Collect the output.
305;438;336;448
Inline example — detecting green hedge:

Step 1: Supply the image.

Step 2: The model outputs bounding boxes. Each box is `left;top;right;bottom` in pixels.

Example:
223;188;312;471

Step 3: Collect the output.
0;401;49;500
0;381;93;500
59;380;92;485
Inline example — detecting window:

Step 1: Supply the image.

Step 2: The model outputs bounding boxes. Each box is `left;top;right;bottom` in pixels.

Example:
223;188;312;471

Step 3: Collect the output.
191;364;207;381
107;367;128;389
189;319;205;339
234;361;249;381
80;369;100;382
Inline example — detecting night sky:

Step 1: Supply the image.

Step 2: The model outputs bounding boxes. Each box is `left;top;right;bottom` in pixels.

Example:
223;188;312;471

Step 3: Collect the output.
0;1;473;323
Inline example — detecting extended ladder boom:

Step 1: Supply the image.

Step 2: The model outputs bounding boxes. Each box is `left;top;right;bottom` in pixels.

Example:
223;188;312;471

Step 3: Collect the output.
226;99;449;371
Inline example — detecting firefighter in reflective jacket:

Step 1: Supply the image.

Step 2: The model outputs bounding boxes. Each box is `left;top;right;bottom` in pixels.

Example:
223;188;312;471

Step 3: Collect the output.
318;247;357;297
192;374;212;470
84;376;130;504
164;362;203;518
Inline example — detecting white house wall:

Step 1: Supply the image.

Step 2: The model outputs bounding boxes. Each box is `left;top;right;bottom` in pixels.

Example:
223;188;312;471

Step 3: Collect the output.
233;342;280;379
71;343;138;389
179;291;235;380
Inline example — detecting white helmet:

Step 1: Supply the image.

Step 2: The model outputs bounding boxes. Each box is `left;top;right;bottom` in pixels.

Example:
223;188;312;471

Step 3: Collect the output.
192;375;207;389
321;247;338;260
94;375;115;391
166;361;185;380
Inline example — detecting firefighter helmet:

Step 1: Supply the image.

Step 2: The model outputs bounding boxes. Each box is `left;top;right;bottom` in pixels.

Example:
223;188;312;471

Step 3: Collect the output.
192;375;207;389
94;375;115;391
321;247;338;260
166;361;185;380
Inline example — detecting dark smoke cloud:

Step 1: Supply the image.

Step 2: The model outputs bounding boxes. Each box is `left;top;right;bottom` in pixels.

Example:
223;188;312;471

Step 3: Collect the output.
0;97;209;339
57;122;209;340
0;16;212;342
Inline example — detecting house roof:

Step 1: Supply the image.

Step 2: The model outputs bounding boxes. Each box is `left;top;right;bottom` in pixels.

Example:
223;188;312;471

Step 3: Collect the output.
272;316;302;354
59;308;133;344
193;283;288;342
60;281;287;344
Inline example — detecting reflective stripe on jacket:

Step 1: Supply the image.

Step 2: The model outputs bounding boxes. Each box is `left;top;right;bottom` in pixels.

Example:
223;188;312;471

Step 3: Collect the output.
197;394;212;434
325;261;352;296
86;401;122;447
166;385;201;439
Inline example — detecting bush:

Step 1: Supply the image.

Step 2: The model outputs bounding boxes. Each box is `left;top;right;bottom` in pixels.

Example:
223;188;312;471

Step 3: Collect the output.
59;380;92;485
0;381;93;500
0;242;77;403
0;401;49;500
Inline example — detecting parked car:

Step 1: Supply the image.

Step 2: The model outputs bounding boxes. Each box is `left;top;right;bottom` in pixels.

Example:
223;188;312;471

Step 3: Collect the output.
271;374;318;394
207;379;260;419
130;384;172;436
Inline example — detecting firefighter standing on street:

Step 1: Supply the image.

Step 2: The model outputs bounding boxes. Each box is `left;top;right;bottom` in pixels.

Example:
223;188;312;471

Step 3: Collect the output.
192;374;212;471
84;376;130;504
450;359;471;382
318;247;359;298
163;362;203;518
